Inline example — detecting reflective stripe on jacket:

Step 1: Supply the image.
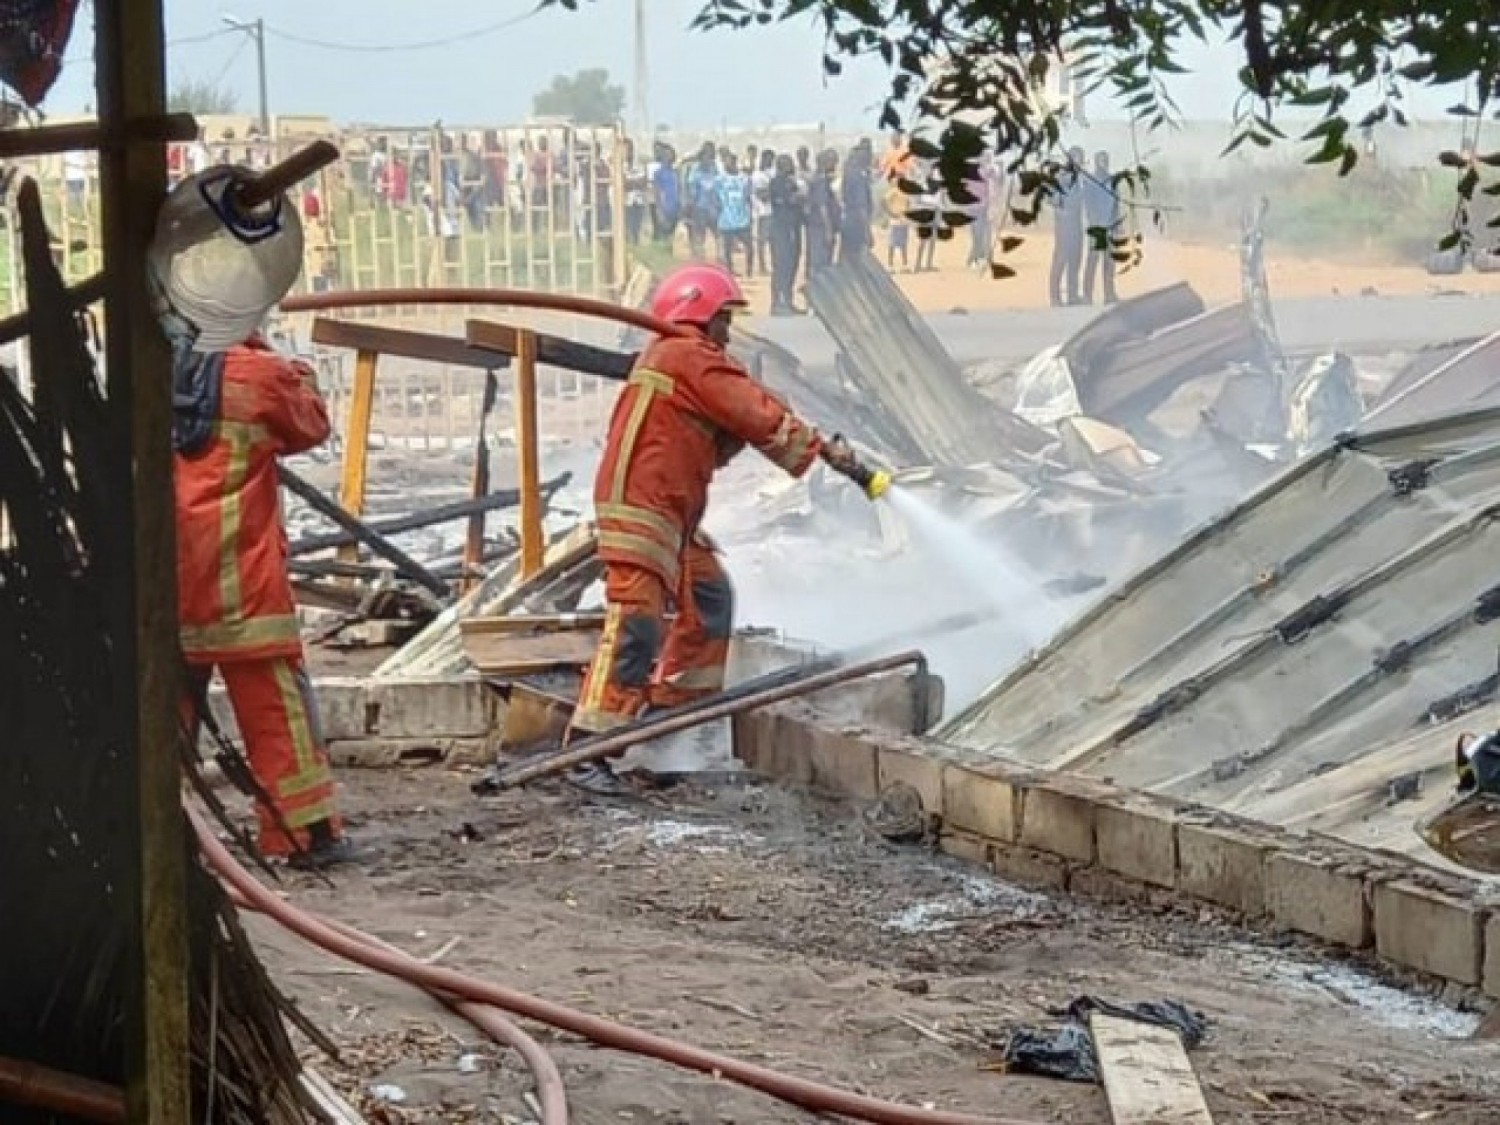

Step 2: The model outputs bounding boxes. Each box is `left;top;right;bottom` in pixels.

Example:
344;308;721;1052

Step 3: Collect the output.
594;332;821;586
175;339;331;663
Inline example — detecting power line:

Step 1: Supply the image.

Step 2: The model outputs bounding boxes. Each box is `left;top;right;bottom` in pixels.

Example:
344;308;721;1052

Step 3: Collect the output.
62;25;239;68
263;6;542;54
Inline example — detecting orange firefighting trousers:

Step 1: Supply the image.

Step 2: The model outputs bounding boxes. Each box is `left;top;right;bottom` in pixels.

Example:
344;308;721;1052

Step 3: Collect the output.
184;656;342;857
569;540;733;739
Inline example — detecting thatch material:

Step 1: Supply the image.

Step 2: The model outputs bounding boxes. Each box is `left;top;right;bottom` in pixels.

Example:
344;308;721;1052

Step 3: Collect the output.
0;178;320;1123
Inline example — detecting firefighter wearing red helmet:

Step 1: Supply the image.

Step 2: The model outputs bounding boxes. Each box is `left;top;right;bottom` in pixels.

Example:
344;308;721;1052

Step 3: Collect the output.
566;263;860;792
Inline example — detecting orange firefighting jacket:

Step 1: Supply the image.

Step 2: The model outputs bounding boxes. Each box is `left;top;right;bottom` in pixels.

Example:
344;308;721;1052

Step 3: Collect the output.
595;331;822;586
175;339;331;664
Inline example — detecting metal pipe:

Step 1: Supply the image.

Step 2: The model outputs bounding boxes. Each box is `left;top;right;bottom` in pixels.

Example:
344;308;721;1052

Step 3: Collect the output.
489;651;928;790
0;1056;125;1123
277;464;449;598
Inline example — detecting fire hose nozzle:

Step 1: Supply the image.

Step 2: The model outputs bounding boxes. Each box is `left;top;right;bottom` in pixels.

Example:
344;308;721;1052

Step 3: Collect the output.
823;434;892;501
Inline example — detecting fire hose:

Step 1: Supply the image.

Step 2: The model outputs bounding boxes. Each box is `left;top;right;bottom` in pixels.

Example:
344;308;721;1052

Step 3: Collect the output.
192;809;1038;1125
224;885;570;1125
0;1055;124;1123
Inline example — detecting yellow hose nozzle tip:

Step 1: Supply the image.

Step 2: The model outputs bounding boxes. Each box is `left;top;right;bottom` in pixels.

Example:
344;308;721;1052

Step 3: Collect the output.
865;470;892;501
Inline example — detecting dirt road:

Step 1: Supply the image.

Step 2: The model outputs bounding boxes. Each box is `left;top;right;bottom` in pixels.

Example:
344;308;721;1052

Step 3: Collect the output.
231;769;1500;1124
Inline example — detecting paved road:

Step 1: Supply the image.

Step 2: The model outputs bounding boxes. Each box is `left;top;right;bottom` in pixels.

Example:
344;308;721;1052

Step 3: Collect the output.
753;292;1500;368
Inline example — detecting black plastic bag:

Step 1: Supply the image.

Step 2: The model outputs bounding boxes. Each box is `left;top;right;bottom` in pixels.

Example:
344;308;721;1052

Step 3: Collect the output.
997;995;1207;1084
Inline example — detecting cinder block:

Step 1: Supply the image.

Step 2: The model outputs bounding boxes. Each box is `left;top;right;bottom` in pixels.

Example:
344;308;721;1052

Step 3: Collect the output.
943;764;1021;843
1176;818;1282;917
731;710;774;770
991;843;1071;891
807;727;880;799
1019;779;1096;863
939;829;991;865
1267;851;1371;949
205;676;367;744
877;746;945;819
1373;879;1484;986
740;711;816;785
309;677;369;742
1071;865;1155;905
1094;797;1178;889
366;678;497;739
1485;915;1500;1000
328;736;493;768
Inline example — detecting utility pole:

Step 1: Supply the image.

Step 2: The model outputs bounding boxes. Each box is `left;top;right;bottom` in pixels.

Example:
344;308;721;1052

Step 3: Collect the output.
222;15;270;137
632;0;649;139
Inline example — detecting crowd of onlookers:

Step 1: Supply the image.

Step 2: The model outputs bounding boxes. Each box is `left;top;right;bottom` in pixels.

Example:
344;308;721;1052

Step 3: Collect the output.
633;133;1021;314
155;125;1127;309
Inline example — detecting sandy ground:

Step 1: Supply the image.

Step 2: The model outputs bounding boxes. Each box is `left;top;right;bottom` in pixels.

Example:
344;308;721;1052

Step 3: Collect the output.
732;231;1500;317
228;768;1500;1124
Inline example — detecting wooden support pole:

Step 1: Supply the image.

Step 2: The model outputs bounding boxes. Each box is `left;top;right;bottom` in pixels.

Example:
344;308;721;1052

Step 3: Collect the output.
95;1;192;1123
337;348;379;570
514;327;544;577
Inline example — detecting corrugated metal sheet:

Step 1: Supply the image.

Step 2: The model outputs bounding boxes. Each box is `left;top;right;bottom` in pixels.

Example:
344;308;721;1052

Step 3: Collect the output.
1366;332;1500;429
807;249;1051;463
939;405;1500;858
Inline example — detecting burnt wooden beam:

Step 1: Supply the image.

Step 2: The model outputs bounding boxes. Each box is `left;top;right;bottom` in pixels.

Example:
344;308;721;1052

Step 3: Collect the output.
311;318;512;370
288;471;571;556
277;465;449;598
465;318;635;381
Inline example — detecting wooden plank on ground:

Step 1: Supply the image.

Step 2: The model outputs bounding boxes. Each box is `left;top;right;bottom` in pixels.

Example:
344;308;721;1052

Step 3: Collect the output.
460;625;600;676
1088;1012;1215;1125
462;612;608;635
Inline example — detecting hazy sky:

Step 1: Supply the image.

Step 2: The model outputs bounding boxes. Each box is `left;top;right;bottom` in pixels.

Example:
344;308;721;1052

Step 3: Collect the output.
45;0;1470;131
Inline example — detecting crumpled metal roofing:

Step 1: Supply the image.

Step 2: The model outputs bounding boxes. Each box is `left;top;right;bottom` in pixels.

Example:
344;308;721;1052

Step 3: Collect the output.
940;405;1500;857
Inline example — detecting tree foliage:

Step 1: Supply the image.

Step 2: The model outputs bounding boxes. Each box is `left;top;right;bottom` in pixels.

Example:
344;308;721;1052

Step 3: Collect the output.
532;67;627;126
168;77;241;116
545;0;1500;268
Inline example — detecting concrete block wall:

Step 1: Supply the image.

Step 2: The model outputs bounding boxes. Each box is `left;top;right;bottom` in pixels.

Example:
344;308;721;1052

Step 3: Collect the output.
736;708;1500;1001
205;675;501;767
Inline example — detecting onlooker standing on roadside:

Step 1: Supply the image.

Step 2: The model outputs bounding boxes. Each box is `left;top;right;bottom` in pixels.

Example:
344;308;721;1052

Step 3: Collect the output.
715;152;754;275
839;140;875;263
685;142;720;259
650;142;681;245
623;138;648;247
1081;149;1122;305
767;153;805;315
805;148;841;274
751;148;776;276
884;179;911;271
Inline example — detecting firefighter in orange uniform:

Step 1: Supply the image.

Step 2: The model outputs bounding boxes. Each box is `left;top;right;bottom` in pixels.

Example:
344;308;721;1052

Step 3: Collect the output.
175;335;352;867
566;263;863;793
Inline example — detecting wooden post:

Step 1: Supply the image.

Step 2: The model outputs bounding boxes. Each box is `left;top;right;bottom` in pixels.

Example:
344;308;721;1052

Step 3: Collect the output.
337;348;379;568
611;124;629;297
95;1;193;1123
514;327;544;577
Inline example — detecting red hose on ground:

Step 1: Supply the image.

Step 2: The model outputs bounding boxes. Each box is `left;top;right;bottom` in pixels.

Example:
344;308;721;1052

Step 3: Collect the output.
0;1055;125;1123
228;885;569;1125
280;286;684;339
195;810;1038;1125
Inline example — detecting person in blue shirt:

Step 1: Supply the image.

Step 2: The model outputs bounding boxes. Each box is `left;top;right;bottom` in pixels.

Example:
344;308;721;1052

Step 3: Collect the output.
650;141;680;245
685;142;721;260
715;152;754;276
